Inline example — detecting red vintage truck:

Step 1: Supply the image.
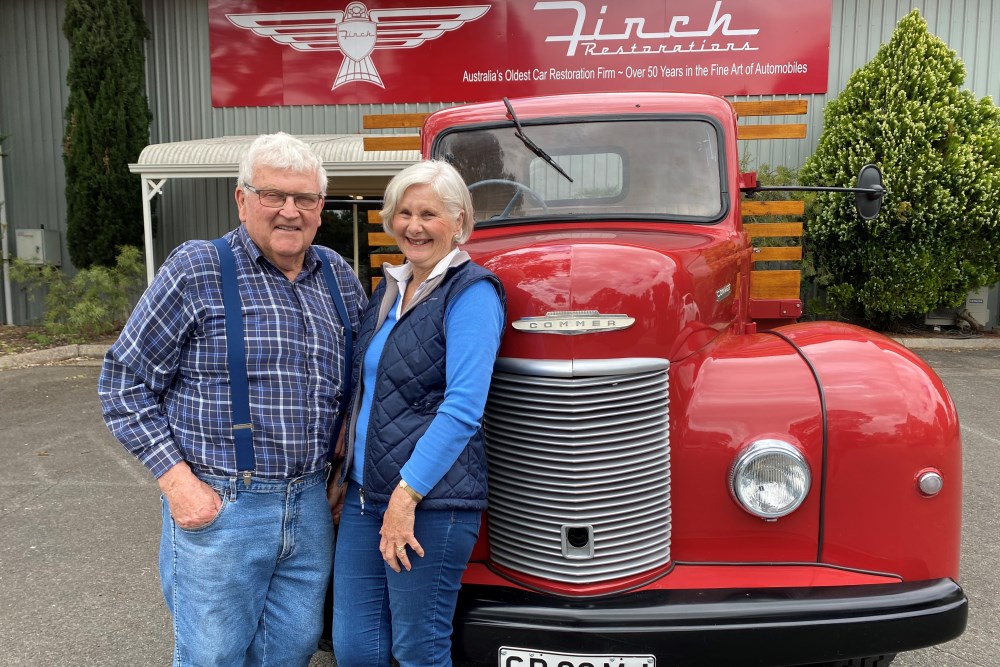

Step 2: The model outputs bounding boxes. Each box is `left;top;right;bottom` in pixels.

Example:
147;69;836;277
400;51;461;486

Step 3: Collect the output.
386;92;966;667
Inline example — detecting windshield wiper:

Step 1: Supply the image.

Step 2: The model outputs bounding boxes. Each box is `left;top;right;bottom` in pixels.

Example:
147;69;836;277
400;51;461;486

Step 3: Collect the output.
503;97;573;183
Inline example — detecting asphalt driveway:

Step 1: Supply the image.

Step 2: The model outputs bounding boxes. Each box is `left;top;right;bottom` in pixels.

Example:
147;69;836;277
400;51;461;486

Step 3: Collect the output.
0;345;996;666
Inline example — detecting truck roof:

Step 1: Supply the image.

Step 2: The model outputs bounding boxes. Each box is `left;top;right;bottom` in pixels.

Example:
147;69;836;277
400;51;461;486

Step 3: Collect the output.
423;92;739;147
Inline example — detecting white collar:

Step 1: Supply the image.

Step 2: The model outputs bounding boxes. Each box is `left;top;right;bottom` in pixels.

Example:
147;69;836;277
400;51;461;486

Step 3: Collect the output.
384;248;460;291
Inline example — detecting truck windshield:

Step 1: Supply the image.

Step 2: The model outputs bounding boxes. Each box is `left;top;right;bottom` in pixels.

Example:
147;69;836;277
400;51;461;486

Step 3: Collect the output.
435;118;724;225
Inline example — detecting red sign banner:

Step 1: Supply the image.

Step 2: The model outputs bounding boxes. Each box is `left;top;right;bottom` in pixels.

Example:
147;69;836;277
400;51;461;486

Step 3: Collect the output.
209;0;831;107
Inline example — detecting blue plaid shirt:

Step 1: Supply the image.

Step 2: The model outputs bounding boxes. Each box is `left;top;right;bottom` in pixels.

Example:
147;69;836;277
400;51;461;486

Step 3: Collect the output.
98;225;366;480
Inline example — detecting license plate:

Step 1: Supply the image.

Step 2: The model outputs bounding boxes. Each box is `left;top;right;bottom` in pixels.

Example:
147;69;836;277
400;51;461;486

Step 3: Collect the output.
498;646;655;667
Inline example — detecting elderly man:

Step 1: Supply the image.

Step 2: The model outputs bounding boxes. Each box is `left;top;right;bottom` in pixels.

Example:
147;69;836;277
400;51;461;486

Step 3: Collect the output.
99;132;365;665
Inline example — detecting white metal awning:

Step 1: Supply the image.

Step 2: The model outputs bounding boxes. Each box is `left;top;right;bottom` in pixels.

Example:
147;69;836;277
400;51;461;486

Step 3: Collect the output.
129;134;419;282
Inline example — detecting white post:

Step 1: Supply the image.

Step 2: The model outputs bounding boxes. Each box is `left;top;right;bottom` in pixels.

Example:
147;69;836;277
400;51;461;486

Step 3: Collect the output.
141;177;166;285
0;153;13;325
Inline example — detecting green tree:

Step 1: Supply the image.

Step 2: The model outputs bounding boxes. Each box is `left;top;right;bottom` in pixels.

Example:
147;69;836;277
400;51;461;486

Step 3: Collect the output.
63;0;152;268
800;9;1000;327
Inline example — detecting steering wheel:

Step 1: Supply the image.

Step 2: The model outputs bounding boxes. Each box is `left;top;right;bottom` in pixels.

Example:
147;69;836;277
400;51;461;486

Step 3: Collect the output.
467;179;549;218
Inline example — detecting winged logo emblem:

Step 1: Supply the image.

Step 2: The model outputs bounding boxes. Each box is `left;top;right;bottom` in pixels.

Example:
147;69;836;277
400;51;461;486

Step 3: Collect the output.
227;2;490;90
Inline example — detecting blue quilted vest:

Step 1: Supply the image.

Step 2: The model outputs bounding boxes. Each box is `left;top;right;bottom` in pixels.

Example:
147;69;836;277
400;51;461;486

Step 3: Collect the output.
351;261;505;510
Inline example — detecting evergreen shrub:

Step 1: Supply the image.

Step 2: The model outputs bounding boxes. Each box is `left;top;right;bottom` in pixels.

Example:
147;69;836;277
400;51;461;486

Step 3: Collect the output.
63;0;152;269
800;9;1000;327
10;245;145;338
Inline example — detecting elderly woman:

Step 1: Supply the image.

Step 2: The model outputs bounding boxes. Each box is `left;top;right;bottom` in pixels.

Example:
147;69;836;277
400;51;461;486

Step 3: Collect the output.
332;160;506;667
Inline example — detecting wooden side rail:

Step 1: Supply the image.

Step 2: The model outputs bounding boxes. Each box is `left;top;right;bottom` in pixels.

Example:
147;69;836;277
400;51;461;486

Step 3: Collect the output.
743;201;805;299
362;112;429;152
738;124;807;140
745;199;805;321
731;100;808;116
367;230;395;246
363;136;422;151
363;113;429;129
370;252;405;266
737;99;808;324
732;99;808;141
367;210;403;290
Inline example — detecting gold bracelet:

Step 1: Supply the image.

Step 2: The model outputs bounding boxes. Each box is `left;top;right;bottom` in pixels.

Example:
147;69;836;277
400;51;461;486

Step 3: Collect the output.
398;479;423;503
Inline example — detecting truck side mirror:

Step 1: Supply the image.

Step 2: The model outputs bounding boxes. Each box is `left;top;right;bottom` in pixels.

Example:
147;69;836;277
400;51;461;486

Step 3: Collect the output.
855;164;885;221
740;163;887;221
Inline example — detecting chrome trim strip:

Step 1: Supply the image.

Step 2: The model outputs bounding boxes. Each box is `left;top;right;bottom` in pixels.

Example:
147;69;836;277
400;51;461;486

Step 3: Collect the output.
494;357;669;377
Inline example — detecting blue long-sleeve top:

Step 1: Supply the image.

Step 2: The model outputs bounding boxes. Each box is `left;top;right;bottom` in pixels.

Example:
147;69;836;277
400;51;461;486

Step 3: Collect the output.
350;258;504;496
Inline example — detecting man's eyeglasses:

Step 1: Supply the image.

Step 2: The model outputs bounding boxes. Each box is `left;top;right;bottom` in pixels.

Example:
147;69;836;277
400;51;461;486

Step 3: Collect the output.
243;183;325;211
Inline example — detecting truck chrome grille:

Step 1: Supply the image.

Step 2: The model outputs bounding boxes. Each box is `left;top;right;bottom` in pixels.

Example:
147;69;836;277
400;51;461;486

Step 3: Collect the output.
483;358;671;584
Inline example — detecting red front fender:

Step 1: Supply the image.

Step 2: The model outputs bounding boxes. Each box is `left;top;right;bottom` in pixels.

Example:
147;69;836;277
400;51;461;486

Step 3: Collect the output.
670;322;960;581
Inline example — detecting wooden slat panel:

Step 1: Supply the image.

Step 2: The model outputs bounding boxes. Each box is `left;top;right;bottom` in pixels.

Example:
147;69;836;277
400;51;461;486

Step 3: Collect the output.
363;136;421;151
371;253;404;266
364;107;804;127
750;270;802;299
363;113;429;129
742;200;805;216
744;222;803;238
372;277;382;290
738;124;808;140
733;99;807;319
731;100;808;117
367;210;383;224
368;232;395;246
753;246;802;262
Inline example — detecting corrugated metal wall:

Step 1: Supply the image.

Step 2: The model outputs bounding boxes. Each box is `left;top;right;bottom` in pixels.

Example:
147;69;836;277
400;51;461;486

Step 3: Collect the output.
0;0;69;324
2;0;999;323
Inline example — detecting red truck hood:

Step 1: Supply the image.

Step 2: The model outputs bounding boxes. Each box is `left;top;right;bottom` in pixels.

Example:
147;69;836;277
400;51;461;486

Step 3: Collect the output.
465;225;740;362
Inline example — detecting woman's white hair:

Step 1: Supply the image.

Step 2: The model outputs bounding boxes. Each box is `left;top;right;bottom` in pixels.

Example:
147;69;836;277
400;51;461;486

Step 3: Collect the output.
380;160;475;243
238;132;328;194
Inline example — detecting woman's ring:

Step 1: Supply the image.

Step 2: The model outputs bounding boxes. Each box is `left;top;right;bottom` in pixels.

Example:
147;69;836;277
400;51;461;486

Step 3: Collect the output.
395;545;406;554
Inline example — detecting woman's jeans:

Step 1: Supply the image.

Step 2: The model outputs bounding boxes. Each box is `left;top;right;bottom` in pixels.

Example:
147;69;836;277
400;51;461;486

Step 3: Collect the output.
159;467;333;667
333;480;481;667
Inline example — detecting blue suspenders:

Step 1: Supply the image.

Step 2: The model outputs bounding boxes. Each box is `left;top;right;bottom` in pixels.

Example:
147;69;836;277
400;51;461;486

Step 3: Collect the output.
321;259;354;453
211;237;353;484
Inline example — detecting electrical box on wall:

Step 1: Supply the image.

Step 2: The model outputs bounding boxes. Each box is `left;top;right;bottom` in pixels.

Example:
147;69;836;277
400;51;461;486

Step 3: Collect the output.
925;286;992;329
15;228;61;266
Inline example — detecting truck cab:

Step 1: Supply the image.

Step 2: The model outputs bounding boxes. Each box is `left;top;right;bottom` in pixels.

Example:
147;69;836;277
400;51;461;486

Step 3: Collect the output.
416;92;966;667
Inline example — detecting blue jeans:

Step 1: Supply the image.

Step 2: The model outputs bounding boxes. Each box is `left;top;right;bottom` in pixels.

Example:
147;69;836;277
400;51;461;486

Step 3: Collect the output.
159;467;333;667
333;480;481;667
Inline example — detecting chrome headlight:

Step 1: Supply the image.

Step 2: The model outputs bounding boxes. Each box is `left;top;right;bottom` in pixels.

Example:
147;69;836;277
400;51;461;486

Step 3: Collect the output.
730;439;811;519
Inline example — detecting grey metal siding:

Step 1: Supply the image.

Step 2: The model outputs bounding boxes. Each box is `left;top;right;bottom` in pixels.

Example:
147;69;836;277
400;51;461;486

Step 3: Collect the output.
142;0;236;251
0;0;70;323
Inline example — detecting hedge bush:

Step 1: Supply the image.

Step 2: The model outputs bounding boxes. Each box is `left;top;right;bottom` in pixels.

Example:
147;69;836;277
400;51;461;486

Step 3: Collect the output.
10;245;145;338
800;9;1000;327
